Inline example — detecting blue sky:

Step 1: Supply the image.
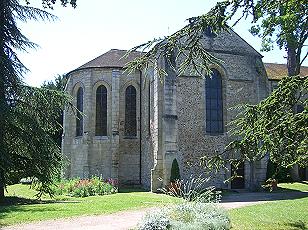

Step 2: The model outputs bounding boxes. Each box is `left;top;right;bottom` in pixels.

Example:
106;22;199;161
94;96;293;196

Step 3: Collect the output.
18;0;307;86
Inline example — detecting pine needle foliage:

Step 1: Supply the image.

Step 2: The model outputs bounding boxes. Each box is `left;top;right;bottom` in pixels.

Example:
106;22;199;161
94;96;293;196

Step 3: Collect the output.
0;0;75;200
125;0;307;77
201;76;307;186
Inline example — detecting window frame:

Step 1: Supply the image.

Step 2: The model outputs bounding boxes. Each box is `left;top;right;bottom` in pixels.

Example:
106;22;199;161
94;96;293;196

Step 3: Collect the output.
124;85;137;137
76;87;84;137
95;85;108;136
205;69;224;135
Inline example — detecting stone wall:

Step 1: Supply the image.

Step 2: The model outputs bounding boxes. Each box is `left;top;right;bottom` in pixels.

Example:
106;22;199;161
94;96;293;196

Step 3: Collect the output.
62;28;271;191
63;67;145;185
175;51;269;189
152;29;271;190
140;71;155;189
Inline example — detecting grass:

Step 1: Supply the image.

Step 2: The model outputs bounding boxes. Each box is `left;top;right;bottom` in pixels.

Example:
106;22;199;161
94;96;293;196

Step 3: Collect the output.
1;181;307;228
230;197;308;230
230;181;308;230
277;181;308;192
0;184;180;227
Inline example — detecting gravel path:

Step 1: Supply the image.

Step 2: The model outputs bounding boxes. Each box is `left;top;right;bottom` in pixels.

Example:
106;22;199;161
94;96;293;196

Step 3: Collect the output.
0;202;266;230
1;208;158;230
2;191;307;230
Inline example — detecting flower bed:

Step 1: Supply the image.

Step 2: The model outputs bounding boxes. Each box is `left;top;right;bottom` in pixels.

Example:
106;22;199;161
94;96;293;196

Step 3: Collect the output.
53;177;118;197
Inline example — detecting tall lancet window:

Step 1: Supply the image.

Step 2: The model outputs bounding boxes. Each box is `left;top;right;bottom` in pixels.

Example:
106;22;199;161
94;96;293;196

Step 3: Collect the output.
205;69;223;134
76;87;84;137
125;85;137;137
95;85;107;136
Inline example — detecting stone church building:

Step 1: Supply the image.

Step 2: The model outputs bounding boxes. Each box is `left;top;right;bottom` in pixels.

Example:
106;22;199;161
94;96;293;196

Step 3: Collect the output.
62;29;307;191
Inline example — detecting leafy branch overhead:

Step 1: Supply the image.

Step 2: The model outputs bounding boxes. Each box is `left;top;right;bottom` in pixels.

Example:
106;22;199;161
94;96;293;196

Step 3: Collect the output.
126;0;307;77
24;0;77;8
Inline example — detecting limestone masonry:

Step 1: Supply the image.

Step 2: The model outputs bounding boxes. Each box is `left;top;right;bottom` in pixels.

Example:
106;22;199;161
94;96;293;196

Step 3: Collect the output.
62;29;307;191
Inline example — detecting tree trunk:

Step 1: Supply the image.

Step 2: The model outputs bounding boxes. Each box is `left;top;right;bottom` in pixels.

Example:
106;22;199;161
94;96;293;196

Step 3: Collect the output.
0;73;5;202
0;72;5;201
290;165;300;182
0;51;5;202
0;171;4;202
286;44;301;181
0;0;6;202
249;161;256;191
287;46;300;76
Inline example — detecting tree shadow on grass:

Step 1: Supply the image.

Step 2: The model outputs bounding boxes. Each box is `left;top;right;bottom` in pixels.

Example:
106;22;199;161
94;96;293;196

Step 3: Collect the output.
0;205;54;227
222;190;308;203
274;181;308;193
0;196;80;206
299;181;308;185
275;187;303;193
284;220;308;230
0;196;81;228
118;187;147;193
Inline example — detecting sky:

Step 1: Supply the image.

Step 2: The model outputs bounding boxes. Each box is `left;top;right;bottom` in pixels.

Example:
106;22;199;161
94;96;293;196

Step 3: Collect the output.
18;0;307;87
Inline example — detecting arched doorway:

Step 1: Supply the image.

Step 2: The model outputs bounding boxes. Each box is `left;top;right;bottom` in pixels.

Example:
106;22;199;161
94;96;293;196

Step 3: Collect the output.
231;162;245;189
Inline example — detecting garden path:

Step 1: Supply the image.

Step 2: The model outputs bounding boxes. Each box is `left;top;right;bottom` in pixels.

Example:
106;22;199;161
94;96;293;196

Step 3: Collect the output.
2;191;307;230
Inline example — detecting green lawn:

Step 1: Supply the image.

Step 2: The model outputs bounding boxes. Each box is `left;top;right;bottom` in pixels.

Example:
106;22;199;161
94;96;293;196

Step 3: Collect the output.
230;181;308;230
0;184;179;226
277;181;308;192
1;182;307;228
230;197;308;230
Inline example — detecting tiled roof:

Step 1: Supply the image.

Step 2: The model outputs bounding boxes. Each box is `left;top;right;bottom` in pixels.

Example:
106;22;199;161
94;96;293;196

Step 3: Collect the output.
74;49;308;81
77;49;144;69
264;63;308;80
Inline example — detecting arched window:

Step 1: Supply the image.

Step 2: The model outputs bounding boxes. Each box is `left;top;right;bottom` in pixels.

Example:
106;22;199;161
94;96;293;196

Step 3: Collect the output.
76;87;83;136
95;85;107;136
205;69;223;134
125;85;137;136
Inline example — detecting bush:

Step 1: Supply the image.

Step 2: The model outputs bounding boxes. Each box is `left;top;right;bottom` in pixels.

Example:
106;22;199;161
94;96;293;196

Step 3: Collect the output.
138;211;170;230
266;159;293;183
139;176;229;230
138;202;230;230
262;178;278;192
161;175;222;203
52;176;118;197
170;202;230;230
170;159;181;182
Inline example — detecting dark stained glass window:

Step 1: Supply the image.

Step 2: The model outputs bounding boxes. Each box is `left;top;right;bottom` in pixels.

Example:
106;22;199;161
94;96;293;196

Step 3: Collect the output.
125;85;137;136
95;85;107;136
76;87;83;136
205;69;223;134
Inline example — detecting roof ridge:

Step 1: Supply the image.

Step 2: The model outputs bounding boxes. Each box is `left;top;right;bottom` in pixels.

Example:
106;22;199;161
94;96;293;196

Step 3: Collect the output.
265;63;308;80
70;49;144;72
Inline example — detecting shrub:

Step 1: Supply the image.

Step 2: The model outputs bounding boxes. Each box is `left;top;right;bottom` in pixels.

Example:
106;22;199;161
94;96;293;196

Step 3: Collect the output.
137;210;170;230
161;175;222;203
52;176;118;197
139;176;230;230
138;202;230;230
266;159;293;183
170;202;230;230
170;159;181;182
262;178;278;192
